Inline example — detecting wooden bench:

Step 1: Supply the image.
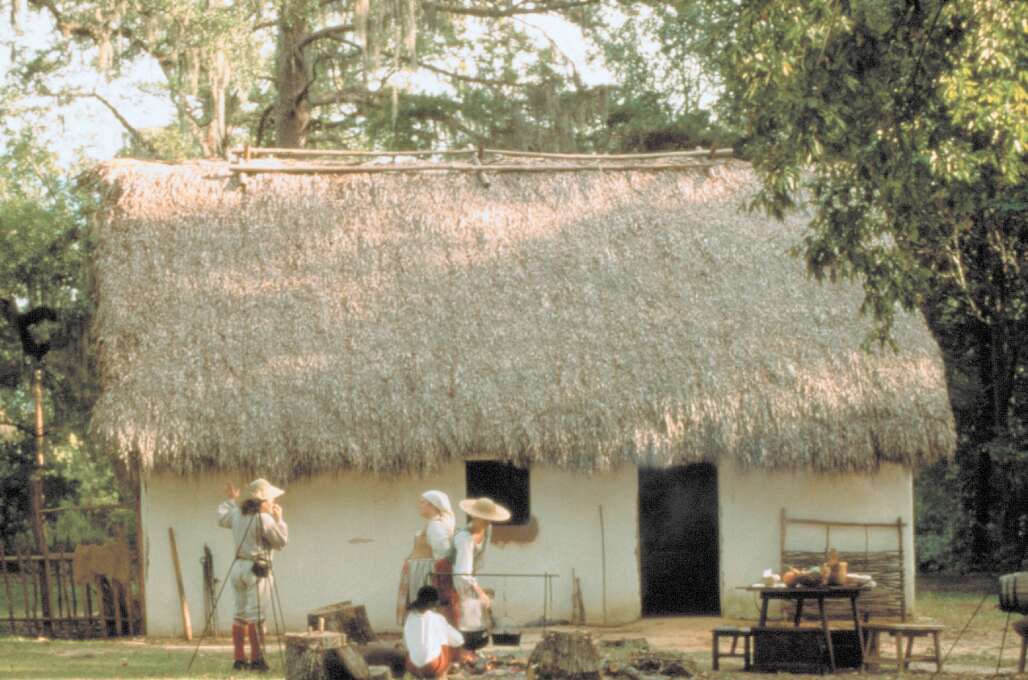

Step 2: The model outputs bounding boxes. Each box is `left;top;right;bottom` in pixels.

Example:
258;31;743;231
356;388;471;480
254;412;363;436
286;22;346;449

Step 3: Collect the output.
712;626;751;671
863;622;944;673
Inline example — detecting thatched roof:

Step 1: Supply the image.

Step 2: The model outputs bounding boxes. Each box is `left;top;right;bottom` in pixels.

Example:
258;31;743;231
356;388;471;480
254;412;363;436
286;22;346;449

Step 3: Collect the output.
89;156;955;478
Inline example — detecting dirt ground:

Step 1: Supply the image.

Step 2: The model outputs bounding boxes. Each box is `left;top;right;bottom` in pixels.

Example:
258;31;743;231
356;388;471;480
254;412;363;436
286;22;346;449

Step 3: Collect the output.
156;613;1027;679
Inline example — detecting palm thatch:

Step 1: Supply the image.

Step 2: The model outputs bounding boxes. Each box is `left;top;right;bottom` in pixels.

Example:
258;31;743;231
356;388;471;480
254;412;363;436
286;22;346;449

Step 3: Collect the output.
88;157;954;478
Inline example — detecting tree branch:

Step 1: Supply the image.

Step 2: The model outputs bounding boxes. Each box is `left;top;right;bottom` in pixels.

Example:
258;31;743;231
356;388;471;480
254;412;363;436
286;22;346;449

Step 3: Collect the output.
307;88;384;109
298;23;354;50
422;0;599;18
84;92;159;155
418;61;515;87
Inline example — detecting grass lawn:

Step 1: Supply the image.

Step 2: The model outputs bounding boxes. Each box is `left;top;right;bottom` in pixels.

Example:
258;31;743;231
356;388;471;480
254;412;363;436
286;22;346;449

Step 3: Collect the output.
0;637;282;678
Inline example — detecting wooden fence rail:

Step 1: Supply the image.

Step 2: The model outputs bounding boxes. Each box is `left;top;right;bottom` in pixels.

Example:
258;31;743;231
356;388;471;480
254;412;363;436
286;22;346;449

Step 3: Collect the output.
0;547;141;638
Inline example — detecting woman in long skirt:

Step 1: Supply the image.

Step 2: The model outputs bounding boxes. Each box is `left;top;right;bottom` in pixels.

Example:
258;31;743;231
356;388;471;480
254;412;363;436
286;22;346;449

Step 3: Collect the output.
397;491;456;624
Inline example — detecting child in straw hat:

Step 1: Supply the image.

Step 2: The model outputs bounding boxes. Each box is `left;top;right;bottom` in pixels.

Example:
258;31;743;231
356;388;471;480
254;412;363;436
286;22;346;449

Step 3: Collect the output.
218;478;288;672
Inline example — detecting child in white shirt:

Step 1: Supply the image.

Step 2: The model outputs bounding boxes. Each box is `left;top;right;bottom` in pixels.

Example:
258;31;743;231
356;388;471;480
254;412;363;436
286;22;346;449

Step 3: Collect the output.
404;586;464;679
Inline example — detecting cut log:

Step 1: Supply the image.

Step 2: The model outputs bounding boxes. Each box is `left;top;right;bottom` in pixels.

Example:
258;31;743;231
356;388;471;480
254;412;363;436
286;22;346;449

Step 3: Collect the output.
325;643;371;680
285;630;346;680
308;602;377;644
355;642;406;677
529;631;601;680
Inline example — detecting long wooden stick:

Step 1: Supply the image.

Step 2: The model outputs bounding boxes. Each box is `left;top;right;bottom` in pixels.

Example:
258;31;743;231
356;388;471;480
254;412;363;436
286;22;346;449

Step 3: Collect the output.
784;516;907;529
30;367;54;636
229;161;719;176
485;147;734;160
230;146;734;161
168;527;192;640
232;147;478;159
598;505;607;625
134;466;147;635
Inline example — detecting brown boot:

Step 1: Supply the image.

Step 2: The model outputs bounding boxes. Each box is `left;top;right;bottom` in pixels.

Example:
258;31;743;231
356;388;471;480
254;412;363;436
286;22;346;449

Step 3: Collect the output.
247;622;268;672
231;623;246;670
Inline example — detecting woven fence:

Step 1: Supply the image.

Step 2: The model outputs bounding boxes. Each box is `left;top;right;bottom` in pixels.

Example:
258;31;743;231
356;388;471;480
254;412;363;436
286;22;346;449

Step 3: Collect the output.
779;509;906;621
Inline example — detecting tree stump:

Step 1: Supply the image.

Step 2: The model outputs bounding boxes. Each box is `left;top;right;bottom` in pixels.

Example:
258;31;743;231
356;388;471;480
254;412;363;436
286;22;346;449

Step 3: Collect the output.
529;631;601;680
285;630;346;680
309;602;377;644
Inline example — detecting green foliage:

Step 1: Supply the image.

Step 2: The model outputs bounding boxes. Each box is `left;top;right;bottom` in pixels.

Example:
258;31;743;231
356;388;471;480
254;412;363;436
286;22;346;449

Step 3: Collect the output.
689;0;1027;565
593;4;737;151
0;127;124;552
914;461;963;572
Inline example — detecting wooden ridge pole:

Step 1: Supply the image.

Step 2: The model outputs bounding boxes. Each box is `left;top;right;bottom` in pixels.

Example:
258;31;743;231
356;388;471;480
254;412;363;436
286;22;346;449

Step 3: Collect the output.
30;366;54;636
228;161;719;176
168;528;192;640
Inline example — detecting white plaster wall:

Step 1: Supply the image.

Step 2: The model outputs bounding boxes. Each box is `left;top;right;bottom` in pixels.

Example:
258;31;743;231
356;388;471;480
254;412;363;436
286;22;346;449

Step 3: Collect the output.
717;461;915;619
141;464;640;636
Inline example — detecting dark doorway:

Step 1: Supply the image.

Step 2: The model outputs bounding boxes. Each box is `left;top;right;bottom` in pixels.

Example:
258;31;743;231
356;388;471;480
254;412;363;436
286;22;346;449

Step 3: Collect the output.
639;463;720;615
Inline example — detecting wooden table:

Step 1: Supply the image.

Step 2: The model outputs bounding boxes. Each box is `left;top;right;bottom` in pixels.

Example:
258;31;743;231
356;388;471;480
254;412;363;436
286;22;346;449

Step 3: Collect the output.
746;585;868;673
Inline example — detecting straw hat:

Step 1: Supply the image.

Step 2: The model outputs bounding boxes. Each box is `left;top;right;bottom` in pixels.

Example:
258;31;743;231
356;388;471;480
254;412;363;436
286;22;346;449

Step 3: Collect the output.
246;478;284;502
459;497;511;523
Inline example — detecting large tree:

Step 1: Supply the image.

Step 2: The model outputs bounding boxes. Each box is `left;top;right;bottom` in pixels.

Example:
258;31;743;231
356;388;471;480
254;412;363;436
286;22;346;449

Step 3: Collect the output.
9;0;616;154
687;0;1027;564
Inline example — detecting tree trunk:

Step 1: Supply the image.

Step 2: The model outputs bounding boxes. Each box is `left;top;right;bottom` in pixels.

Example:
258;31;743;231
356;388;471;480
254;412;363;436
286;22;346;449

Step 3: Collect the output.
969;319;999;564
274;1;311;148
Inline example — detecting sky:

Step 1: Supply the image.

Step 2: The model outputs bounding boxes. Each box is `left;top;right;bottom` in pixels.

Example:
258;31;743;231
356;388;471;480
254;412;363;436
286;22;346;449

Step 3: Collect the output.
0;6;615;166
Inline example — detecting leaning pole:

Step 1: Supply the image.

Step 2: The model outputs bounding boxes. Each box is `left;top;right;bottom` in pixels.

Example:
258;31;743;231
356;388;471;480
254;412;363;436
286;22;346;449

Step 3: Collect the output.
29;365;54;636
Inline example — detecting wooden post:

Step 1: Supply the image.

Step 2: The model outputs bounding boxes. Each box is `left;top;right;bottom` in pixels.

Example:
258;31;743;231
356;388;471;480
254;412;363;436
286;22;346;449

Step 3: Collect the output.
54;560;64;621
896;517;906;621
134;462;147;636
0;546;14;632
68;560;79;628
29;366;54;636
598;506;607;625
112;581;123;636
85;582;95;638
168;527;192;640
96;577;109;638
780;508;788;574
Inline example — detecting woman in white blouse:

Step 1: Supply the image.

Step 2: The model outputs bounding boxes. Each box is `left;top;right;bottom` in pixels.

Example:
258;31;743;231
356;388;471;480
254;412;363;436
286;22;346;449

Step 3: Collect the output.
397;491;456;624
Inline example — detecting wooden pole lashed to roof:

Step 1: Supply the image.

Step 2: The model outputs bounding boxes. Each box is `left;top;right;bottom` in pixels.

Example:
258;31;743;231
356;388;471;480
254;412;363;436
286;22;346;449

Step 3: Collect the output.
225;146;735;176
229;161;721;176
230;146;733;160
